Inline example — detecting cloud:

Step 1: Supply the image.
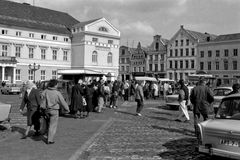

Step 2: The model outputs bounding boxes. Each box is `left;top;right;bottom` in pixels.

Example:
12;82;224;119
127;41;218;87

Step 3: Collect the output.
121;21;155;35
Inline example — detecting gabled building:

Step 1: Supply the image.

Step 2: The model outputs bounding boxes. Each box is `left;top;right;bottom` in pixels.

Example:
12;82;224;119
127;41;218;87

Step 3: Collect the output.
119;46;131;81
146;35;168;78
198;33;240;80
167;25;216;81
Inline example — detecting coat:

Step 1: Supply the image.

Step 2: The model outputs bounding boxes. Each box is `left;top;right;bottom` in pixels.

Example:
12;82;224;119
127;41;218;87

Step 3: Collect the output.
190;84;214;115
135;85;144;101
71;84;84;112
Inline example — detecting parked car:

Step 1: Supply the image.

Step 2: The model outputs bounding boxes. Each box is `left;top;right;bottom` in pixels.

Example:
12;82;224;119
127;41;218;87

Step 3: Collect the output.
165;86;193;110
1;83;21;95
212;87;232;113
198;93;240;159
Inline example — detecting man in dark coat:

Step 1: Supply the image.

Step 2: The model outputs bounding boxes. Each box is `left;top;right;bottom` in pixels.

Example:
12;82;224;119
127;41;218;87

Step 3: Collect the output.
71;79;84;118
190;77;214;137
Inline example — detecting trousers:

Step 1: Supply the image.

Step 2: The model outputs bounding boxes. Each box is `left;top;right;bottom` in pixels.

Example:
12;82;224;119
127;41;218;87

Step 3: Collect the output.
47;109;59;142
177;100;190;120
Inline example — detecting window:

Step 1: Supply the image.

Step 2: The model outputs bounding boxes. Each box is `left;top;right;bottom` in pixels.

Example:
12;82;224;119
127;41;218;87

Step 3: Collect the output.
126;58;130;63
180;40;183;46
2;45;7;56
175;40;178;47
170;49;173;57
200;51;204;58
29;48;34;58
180;73;183;80
155;42;159;51
143;67;145;72
138;67;141;72
41;49;46;60
122;49;125;55
160;64;164;71
233;49;238;56
155;55;158;61
149;64;152;71
99;27;108;32
155;64;158;71
64;38;69;42
15;46;21;57
52;50;57;60
191;60;195;69
233;61;237;70
63;51;68;61
16;69;21;81
175;61;178;69
186;48;189;56
191;48;195;56
208;62;211;70
200;62;204;70
41;35;46;39
28;70;33;81
185;60;189;69
53;36;58;41
92;51;98;63
16;31;21;36
224;49;229;57
1;29;7;35
150;55;153;60
92;38;98;42
121;58;125;64
169;73;173;80
208;50;212;57
107;52;112;63
216;50;220;57
161;54;164;60
224;60;228;70
29;33;34;38
186;39;189;46
40;70;46;81
126;66;129;72
180;49;183;56
180;60;183;68
216;61;219;70
108;40;113;44
52;70;57;79
169;60;172;68
175;49;178;57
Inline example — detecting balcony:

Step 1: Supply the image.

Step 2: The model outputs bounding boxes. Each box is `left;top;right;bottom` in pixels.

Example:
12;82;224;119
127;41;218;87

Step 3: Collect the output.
0;56;17;63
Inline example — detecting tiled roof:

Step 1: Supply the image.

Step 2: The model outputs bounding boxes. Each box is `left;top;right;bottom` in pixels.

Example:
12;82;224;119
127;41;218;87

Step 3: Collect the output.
73;18;102;28
212;33;240;42
0;0;79;34
185;29;217;42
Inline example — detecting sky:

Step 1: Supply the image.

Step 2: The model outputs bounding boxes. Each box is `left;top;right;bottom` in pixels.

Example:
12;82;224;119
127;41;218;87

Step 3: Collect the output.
11;0;240;48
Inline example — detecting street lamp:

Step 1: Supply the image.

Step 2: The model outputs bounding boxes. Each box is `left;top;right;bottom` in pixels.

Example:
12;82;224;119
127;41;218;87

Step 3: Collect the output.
29;63;40;82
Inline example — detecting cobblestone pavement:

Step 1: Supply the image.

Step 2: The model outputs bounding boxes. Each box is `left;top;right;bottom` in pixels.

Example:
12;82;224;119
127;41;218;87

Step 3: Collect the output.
78;100;226;160
0;95;232;160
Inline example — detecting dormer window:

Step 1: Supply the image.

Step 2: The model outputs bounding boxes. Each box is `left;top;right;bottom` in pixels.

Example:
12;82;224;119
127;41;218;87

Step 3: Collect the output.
99;27;108;32
53;36;58;41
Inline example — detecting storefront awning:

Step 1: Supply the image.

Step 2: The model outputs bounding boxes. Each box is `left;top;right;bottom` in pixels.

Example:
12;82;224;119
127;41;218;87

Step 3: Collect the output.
58;69;104;75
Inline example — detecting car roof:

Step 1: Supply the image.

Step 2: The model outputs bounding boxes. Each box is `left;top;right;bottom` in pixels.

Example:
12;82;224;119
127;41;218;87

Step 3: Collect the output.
214;86;232;90
223;93;240;100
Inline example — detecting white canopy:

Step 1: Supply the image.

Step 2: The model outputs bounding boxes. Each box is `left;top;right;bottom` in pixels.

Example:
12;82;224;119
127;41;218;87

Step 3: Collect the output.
58;69;104;75
134;76;157;82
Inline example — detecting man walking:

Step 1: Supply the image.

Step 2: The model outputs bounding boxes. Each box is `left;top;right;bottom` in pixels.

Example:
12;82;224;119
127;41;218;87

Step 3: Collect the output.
175;79;190;122
135;80;145;116
190;77;214;137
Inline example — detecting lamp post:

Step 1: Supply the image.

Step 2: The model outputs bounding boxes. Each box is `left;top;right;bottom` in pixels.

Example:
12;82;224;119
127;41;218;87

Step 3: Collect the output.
28;63;40;82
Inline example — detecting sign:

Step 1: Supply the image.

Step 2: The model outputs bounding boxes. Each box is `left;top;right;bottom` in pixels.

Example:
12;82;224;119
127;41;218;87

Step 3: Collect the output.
95;46;110;51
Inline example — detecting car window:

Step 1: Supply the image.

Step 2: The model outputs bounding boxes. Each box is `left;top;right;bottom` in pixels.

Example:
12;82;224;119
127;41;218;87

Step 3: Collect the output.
216;98;240;120
213;89;231;96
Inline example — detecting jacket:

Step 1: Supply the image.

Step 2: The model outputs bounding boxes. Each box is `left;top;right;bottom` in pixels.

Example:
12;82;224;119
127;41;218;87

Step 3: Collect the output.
20;88;41;110
41;87;69;111
135;85;144;101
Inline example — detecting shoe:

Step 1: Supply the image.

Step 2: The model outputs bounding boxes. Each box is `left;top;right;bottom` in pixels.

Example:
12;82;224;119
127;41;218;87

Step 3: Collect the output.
136;113;142;116
174;119;182;122
33;131;41;136
47;141;55;144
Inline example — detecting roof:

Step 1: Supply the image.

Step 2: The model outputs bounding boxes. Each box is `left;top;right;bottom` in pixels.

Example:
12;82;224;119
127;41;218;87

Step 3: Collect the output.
185;29;217;42
212;33;240;42
72;18;102;28
0;0;79;34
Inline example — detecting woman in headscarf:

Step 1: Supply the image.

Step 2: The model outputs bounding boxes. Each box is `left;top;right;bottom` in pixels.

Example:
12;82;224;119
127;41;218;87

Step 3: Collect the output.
19;81;41;139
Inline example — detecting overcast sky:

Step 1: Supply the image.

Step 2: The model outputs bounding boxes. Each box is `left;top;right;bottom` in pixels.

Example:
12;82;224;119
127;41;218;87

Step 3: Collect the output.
11;0;240;47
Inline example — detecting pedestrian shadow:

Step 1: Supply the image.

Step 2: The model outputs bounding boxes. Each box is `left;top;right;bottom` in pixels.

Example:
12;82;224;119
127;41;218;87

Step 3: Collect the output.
150;110;174;116
11;126;25;135
115;110;137;116
146;116;172;121
158;137;211;160
152;125;195;137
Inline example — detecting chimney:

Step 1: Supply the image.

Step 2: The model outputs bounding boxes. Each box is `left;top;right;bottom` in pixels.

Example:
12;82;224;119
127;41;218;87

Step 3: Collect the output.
180;25;184;29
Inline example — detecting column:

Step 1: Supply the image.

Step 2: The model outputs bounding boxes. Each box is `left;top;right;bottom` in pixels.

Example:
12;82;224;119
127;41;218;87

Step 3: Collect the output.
13;67;16;84
2;66;5;81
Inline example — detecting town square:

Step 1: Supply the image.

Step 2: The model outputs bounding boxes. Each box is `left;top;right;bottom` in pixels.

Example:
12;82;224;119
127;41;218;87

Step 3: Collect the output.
0;0;240;160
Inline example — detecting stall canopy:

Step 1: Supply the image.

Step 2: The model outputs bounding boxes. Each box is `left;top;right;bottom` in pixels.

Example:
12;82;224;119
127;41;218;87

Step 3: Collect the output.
134;76;157;82
158;78;175;82
58;69;104;75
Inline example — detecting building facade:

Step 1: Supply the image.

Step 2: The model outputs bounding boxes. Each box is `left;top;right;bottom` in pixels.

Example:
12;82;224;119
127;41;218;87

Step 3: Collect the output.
167;25;216;81
0;1;120;83
119;46;131;81
145;35;168;78
198;33;240;79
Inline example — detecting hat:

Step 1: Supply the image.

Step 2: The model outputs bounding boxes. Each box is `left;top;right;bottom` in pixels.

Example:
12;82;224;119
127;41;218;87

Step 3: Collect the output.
178;79;184;85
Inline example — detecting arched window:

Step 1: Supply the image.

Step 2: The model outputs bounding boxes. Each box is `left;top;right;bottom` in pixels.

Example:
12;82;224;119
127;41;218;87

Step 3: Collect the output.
107;52;112;64
92;51;98;64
